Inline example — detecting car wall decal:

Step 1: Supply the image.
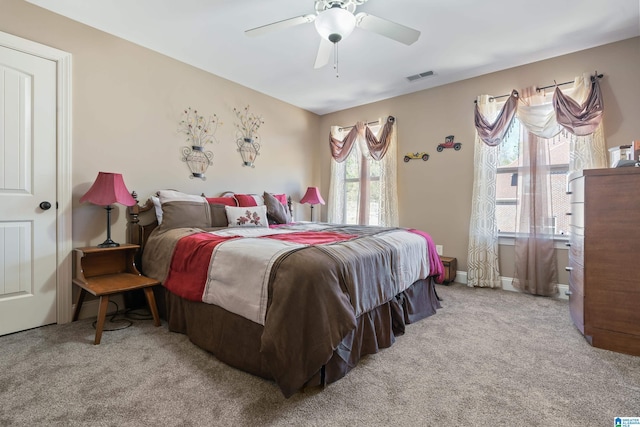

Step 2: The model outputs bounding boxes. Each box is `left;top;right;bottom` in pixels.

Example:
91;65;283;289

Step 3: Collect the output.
403;152;430;162
437;135;462;152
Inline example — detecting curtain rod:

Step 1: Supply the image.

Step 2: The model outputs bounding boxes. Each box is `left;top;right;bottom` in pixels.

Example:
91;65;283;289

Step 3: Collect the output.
338;119;381;132
473;73;604;104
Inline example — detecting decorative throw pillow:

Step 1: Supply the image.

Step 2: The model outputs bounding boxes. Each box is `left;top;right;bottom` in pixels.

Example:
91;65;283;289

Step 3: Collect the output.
234;193;264;207
272;193;288;206
151;195;163;225
157;190;210;229
263;191;292;224
225;205;268;228
206;197;237;207
209;203;229;227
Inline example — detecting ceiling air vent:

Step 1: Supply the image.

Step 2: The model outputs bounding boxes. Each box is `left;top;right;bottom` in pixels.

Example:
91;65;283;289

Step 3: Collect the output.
406;70;434;82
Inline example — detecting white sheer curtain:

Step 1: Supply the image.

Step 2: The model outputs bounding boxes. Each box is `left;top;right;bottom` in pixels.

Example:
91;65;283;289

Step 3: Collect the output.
513;86;558;295
569;118;607;173
327;125;347;224
378;121;399;226
327;118;399;226
512;75;606;295
467;95;502;288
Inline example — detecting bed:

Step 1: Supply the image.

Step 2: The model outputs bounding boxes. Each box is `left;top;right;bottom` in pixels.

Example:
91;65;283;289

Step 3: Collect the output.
127;190;444;397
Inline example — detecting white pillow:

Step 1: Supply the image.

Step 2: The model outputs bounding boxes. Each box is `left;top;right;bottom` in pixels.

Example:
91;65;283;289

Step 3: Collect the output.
151;196;163;224
225;205;268;228
158;189;207;204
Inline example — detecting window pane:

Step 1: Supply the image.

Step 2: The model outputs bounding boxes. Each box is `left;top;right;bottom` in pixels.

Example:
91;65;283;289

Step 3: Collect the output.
548;137;570;165
496;204;516;233
496;171;517;200
498;121;520;167
345;153;360;180
368;156;381;178
551;170;570;235
369;180;380;226
345;181;359;224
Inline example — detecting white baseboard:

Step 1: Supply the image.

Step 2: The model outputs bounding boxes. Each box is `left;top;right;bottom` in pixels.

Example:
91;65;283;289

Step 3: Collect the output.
455;271;468;284
451;270;568;300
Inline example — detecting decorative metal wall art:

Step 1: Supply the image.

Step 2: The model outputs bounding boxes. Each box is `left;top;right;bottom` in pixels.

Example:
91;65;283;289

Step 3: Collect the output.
234;105;264;168
178;107;220;179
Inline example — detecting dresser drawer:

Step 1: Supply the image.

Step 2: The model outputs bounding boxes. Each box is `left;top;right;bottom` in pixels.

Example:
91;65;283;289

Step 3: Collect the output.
567;258;584;296
569;202;584;228
568;177;584;203
568;285;584;335
568;232;584;266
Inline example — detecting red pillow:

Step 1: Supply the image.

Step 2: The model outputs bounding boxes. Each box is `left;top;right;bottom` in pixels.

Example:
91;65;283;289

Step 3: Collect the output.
234;194;262;207
272;194;287;206
206;197;237;207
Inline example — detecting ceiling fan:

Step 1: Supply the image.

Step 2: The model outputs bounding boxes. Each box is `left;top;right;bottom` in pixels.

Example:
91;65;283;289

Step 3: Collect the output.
245;0;421;71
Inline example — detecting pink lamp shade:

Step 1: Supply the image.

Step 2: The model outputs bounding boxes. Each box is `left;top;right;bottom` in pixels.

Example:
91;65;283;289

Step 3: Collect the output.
80;172;136;207
80;172;136;247
299;187;325;221
299;187;325;206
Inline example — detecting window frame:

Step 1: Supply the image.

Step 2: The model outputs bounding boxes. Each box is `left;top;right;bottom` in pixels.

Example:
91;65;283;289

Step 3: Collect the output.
495;142;571;244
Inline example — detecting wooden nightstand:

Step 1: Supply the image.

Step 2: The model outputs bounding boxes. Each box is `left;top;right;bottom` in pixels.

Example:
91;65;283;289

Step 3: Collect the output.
72;244;161;344
439;256;457;284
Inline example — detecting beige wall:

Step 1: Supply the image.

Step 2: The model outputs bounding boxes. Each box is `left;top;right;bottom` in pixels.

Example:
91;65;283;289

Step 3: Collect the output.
1;0;321;248
319;37;640;279
3;0;639;282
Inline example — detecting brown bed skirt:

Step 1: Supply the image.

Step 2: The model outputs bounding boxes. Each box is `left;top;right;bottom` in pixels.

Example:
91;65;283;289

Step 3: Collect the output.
157;277;441;395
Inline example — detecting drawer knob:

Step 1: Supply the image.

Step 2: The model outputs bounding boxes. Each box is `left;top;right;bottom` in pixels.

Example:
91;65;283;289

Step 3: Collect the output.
565;242;571;247
566;212;572;216
565;290;573;296
565;266;573;272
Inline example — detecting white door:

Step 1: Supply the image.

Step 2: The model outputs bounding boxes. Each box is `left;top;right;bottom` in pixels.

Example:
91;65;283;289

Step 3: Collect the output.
0;45;58;335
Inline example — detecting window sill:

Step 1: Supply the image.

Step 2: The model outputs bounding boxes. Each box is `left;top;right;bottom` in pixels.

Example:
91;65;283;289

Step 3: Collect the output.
499;234;569;249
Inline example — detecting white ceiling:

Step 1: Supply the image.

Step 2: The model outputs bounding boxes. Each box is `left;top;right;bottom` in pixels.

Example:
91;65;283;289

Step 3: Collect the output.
26;0;640;115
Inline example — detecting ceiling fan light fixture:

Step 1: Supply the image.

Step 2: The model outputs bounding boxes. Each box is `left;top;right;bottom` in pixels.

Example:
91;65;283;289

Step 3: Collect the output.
314;6;356;43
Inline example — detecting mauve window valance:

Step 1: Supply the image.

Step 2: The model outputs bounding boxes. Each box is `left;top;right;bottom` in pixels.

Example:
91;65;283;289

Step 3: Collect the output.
474;74;604;145
474;90;519;147
330;116;395;162
553;75;604;136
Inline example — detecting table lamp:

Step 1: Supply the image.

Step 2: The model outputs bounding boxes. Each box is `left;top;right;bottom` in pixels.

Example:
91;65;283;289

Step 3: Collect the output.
299;186;325;221
80;172;136;247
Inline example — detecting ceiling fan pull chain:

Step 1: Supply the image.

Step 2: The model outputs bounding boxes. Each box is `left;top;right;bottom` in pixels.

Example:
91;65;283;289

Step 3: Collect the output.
334;42;339;78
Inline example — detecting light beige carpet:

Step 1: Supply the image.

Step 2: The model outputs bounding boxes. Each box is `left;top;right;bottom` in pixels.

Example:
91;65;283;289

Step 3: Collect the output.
1;283;638;426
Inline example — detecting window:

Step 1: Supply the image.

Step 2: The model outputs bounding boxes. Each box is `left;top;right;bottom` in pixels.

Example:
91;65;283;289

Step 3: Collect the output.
328;119;398;227
495;120;571;237
342;136;382;225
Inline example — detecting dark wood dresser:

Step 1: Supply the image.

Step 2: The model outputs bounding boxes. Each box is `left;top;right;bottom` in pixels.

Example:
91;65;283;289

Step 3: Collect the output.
567;167;640;356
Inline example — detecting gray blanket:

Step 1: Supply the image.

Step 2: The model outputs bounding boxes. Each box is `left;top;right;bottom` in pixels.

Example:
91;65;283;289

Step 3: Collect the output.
141;223;433;397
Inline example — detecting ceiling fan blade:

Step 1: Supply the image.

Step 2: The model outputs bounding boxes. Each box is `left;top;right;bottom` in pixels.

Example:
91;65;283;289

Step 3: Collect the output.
355;13;420;45
245;14;316;38
314;38;332;69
